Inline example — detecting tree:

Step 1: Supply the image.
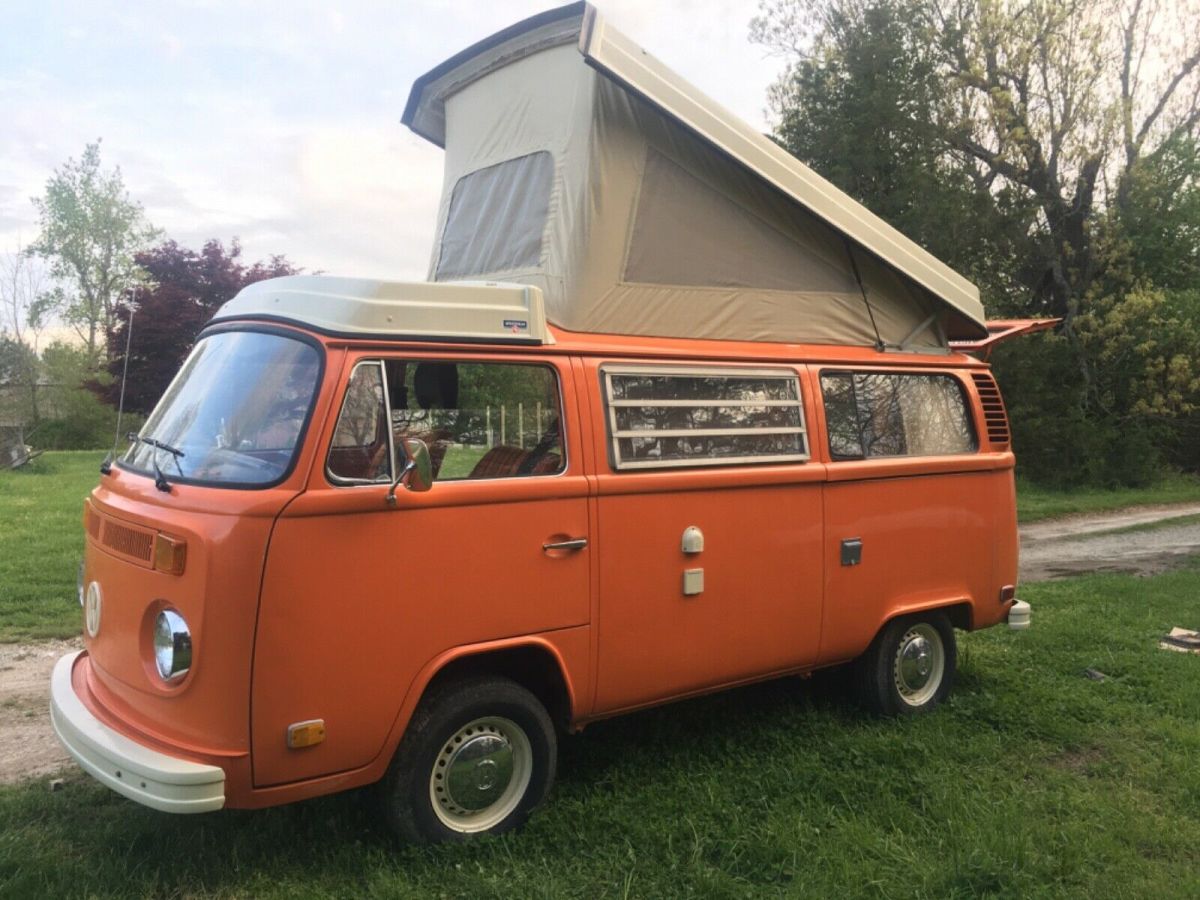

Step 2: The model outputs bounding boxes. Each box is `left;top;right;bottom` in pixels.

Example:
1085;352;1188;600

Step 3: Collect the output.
27;141;159;363
756;0;1037;307
0;246;46;422
96;239;300;415
754;0;1200;324
752;0;1200;483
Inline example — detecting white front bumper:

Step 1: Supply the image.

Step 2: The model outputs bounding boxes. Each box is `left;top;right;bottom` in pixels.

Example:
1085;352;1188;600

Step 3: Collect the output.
49;651;225;814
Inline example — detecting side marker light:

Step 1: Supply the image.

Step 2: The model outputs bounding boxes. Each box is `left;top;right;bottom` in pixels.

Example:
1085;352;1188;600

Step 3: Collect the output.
287;720;326;749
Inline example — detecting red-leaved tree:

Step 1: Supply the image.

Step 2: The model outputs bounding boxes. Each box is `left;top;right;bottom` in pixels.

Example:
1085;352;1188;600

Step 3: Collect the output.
95;239;299;414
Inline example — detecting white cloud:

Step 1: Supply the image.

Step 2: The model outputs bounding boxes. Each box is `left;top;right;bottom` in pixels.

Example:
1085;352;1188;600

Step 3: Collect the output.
0;1;783;281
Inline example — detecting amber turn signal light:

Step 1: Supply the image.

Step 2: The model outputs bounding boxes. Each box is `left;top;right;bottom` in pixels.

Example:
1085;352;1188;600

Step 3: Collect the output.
287;719;326;749
154;533;187;575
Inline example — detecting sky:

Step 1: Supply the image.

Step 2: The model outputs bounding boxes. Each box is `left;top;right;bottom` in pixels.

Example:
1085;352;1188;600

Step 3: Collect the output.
0;1;787;282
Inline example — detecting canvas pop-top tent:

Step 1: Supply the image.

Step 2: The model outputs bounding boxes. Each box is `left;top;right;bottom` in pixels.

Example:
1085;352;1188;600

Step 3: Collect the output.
403;2;988;351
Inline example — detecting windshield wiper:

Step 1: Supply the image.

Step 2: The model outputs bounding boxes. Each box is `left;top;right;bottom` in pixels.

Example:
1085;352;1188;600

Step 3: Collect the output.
128;433;185;459
127;433;185;492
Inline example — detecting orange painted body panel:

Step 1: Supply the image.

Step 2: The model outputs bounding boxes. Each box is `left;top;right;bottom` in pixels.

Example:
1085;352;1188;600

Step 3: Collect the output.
73;320;1020;811
250;352;592;786
579;358;826;712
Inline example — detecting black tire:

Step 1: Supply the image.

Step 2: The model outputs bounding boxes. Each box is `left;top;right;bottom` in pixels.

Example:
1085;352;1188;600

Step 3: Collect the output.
854;612;956;716
377;675;556;844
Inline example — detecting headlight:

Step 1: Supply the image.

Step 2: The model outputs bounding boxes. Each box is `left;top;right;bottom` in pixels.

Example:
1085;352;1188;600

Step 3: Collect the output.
154;609;192;682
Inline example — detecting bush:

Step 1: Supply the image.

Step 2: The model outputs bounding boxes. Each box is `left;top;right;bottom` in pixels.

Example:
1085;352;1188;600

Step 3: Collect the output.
994;334;1165;488
31;341;144;451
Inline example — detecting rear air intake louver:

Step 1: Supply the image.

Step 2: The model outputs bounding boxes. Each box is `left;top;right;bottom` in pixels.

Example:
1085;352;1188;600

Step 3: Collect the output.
971;372;1010;447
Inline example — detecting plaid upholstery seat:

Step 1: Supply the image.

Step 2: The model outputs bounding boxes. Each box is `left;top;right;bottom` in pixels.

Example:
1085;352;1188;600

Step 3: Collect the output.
469;445;562;479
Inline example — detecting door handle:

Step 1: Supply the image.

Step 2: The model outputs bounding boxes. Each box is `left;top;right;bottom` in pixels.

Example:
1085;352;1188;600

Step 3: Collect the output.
543;537;588;552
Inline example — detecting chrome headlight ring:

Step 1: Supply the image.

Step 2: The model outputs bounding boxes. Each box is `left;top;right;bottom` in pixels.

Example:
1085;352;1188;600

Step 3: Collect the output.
153;609;192;683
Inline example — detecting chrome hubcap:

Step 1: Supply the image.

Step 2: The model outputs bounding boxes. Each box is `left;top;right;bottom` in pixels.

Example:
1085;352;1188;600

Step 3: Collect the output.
893;624;944;706
430;716;531;832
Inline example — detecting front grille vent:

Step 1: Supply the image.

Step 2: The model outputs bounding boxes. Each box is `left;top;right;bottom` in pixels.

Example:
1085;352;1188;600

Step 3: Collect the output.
971;372;1010;447
101;520;155;565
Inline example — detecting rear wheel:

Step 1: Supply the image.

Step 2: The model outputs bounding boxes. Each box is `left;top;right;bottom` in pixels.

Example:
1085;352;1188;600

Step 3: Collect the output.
378;676;556;843
855;612;956;716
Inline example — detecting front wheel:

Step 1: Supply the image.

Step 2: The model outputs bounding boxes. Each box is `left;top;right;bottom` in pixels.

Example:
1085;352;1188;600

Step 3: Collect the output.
377;676;556;843
854;612;956;716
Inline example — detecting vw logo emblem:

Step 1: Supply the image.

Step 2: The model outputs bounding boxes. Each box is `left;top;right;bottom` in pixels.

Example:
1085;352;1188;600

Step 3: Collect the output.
84;582;102;638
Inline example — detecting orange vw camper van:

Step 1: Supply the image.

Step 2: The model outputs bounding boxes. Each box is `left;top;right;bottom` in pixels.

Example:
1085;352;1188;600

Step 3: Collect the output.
51;3;1037;843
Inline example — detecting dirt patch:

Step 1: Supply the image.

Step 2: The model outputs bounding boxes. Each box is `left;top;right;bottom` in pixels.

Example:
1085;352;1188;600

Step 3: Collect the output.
0;638;81;784
1020;510;1200;582
1021;502;1200;542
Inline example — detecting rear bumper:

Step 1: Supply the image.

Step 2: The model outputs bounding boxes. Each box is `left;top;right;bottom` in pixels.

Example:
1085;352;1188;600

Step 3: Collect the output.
49;651;225;814
1008;599;1031;631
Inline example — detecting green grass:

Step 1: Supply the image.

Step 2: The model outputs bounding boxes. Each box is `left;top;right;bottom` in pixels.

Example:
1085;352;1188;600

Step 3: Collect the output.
3;564;1200;897
437;444;489;479
1017;471;1200;522
0;451;104;641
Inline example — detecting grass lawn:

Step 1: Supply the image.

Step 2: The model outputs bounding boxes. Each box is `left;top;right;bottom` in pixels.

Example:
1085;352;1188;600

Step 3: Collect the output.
0;451;105;641
2;562;1199;897
1017;471;1200;522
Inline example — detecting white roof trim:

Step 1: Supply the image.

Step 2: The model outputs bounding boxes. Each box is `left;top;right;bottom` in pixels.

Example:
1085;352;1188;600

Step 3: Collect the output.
211;276;550;344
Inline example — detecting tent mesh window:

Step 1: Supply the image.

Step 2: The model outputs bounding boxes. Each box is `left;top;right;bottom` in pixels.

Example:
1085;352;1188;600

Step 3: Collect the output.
602;365;809;470
435;151;554;280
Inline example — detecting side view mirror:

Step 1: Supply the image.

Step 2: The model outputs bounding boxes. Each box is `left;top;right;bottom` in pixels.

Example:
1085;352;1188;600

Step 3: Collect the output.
386;437;432;506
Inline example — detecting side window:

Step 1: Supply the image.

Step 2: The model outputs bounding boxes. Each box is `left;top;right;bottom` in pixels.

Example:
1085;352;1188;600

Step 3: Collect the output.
327;361;391;482
384;360;565;481
819;371;976;459
602;365;809;470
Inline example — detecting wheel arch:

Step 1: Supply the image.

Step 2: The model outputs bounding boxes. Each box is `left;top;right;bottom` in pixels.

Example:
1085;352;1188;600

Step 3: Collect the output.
375;637;576;776
420;643;574;730
878;598;973;636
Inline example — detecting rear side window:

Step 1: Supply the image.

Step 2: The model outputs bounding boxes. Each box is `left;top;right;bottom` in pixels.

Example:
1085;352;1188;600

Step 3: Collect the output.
820;371;976;459
602;365;809;470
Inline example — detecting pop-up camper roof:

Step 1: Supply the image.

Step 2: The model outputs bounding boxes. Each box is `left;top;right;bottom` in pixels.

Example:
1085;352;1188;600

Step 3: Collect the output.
403;2;988;350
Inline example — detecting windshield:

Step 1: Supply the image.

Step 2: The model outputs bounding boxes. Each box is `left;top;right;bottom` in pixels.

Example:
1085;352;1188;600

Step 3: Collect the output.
122;330;322;487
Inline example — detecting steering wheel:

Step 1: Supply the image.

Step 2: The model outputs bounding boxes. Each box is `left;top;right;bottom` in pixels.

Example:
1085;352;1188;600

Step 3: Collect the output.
193;446;278;478
517;418;560;476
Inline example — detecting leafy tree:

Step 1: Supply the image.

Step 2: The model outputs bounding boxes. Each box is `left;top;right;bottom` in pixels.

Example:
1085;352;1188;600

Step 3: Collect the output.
35;341;133;450
752;0;1200;483
0;333;37;387
757;0;1034;304
95;239;299;415
754;0;1200;323
27;142;159;363
1115;134;1200;292
0;248;46;421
